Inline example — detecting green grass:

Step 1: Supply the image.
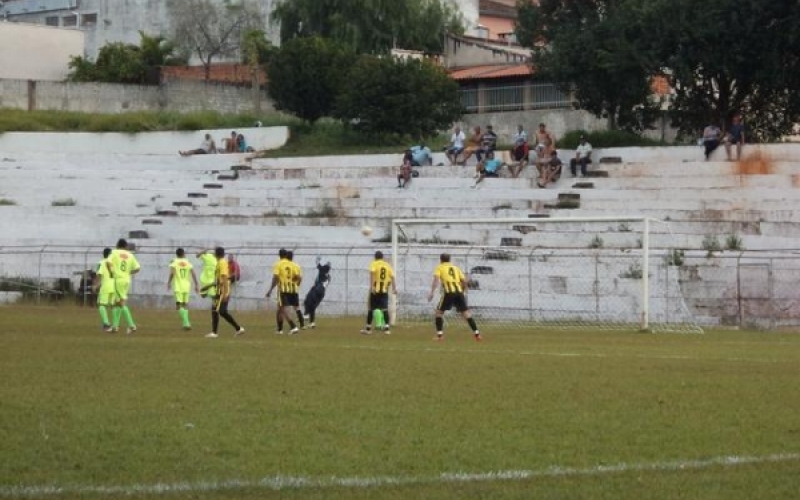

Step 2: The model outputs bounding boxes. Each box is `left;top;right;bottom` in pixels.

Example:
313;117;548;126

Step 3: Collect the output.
0;109;297;134
258;120;448;158
2;305;800;499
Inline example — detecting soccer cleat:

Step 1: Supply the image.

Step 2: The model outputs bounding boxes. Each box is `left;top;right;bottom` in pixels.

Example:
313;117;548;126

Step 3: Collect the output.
289;327;300;335
383;325;391;335
235;327;246;336
126;326;137;335
435;332;444;341
275;330;284;335
205;332;219;338
103;325;114;333
182;325;192;331
360;328;372;335
474;331;482;341
309;322;316;329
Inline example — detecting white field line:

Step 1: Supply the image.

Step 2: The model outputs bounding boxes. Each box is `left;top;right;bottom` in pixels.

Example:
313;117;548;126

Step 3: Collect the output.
1;452;799;498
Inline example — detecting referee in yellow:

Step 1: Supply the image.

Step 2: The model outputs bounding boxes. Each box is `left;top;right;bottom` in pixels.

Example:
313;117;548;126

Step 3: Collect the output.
427;253;481;341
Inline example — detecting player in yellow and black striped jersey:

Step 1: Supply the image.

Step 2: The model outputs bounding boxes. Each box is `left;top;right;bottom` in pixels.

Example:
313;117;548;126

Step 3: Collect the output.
427;253;481;341
361;251;397;335
265;248;303;334
205;247;245;338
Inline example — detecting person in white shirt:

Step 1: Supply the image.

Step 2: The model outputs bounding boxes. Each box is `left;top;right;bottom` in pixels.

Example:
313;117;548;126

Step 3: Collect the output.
445;126;466;165
180;133;217;156
570;135;593;177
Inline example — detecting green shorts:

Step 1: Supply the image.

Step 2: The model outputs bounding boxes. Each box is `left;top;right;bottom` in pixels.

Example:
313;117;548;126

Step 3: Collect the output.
114;280;131;302
174;292;190;304
97;290;116;306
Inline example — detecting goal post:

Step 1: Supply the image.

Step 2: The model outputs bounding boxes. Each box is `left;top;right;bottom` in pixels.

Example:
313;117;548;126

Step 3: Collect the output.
390;216;701;333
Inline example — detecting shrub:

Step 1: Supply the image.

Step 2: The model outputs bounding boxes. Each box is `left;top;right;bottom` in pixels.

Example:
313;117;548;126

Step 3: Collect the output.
557;130;663;149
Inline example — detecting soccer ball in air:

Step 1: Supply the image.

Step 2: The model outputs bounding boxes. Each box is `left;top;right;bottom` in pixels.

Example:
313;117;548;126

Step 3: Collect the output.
361;226;373;237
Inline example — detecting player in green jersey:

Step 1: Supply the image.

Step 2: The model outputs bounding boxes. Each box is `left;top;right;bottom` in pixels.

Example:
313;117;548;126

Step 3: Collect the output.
107;238;141;334
166;248;199;330
92;248;114;331
196;249;218;299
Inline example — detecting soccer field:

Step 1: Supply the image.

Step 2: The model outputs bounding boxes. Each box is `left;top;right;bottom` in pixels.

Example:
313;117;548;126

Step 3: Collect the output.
1;305;799;500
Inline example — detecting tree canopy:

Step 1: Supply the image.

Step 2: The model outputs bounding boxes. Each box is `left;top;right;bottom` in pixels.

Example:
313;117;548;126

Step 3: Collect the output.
167;0;261;80
516;0;800;139
266;36;356;123
334;56;463;139
270;0;463;54
68;32;184;85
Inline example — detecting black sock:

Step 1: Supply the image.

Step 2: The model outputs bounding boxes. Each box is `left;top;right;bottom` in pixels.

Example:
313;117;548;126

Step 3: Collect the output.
211;311;219;333
467;318;478;332
366;309;373;326
383;310;390;327
296;309;305;327
220;311;240;330
308;311;315;323
277;320;284;331
288;320;296;329
435;317;443;331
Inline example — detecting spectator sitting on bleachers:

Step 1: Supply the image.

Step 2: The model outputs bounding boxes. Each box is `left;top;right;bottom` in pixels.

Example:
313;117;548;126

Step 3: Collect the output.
398;150;414;188
534;123;555;162
477;124;498;162
473;152;505;187
222;131;238;153
570;135;593;177
445;126;466;165
537;150;562;188
459;126;482;165
179;133;217;156
236;133;255;153
409;143;433;166
509;124;530;178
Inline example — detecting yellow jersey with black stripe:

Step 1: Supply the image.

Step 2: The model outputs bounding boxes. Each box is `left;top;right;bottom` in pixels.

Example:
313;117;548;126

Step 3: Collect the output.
433;263;465;293
272;258;299;294
215;258;230;299
369;260;394;293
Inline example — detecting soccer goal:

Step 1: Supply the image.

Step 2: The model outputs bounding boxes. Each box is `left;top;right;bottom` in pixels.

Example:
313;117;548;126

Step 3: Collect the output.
390;216;702;333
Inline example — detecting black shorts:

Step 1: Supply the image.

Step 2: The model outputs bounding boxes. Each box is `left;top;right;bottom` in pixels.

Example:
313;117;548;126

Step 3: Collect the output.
279;292;299;308
369;292;389;311
213;296;230;313
437;292;469;313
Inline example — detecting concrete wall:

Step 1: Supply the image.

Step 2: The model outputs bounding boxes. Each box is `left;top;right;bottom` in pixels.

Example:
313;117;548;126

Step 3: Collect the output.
445;35;529;68
0;22;84;81
0;126;289;154
0;78;274;114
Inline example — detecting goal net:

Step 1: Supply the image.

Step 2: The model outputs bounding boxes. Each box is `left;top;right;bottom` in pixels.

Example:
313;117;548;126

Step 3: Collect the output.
390;217;702;333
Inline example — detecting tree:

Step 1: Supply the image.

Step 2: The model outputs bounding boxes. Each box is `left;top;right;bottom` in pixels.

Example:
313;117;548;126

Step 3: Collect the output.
167;0;261;80
266;36;356;123
644;0;800;140
270;0;463;55
68;32;185;84
334;56;463;139
516;0;660;131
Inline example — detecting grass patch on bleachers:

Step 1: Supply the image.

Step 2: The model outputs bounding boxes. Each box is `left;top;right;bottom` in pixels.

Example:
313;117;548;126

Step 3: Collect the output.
2;305;799;499
258;120;448;157
558;129;666;149
0;109;296;133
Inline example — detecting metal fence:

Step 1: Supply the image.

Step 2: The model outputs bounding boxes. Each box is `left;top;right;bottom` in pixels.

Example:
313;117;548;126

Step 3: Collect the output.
2;245;800;330
459;82;575;113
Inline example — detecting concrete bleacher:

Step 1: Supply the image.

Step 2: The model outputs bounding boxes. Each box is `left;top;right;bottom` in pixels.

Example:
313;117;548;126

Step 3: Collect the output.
1;133;799;326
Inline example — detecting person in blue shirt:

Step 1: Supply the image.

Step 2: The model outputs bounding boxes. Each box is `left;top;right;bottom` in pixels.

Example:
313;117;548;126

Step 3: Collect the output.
473;153;506;187
409;143;433;166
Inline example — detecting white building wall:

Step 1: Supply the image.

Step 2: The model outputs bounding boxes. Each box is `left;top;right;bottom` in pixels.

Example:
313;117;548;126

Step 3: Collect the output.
1;0;280;59
0;22;84;80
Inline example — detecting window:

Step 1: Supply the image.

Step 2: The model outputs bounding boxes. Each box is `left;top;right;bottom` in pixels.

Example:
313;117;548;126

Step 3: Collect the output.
45;16;60;26
81;13;97;27
62;15;77;27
